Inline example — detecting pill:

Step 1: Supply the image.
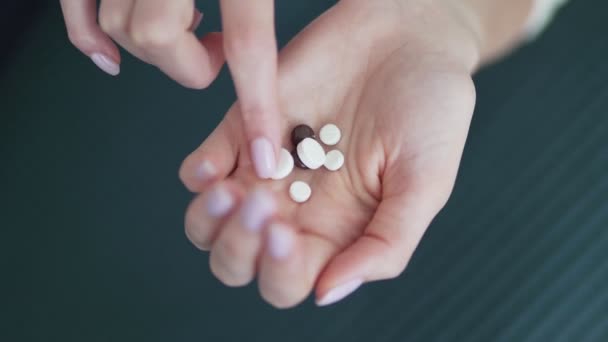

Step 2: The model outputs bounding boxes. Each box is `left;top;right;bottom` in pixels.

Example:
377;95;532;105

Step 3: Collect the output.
324;150;344;171
291;149;308;170
291;124;315;146
289;181;312;203
271;148;294;180
296;137;326;169
319;124;341;146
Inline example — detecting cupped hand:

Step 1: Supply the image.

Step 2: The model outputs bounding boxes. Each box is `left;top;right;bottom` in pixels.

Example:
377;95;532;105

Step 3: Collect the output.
61;0;282;179
180;0;479;308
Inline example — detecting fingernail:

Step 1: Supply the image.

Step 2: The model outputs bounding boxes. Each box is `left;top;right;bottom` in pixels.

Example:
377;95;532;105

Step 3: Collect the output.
251;138;276;179
191;9;203;31
196;160;217;183
90;53;120;76
267;224;294;260
206;186;233;218
316;279;363;306
240;189;275;232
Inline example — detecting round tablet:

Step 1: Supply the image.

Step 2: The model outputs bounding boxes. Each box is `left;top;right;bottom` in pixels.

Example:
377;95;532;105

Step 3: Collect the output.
271;148;294;180
324;150;344;171
319;124;341;146
291;124;315;146
296;138;326;170
289;181;312;203
291;150;308;170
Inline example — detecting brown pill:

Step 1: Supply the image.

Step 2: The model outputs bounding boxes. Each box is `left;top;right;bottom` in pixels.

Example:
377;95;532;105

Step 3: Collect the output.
291;124;315;146
292;150;309;170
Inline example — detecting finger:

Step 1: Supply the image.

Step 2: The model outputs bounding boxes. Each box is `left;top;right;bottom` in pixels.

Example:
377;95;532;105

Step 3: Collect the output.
220;0;281;179
258;225;337;309
209;188;276;287
184;180;243;251
179;118;239;193
315;180;449;306
128;0;225;89
60;0;121;76
98;0;144;61
190;8;203;32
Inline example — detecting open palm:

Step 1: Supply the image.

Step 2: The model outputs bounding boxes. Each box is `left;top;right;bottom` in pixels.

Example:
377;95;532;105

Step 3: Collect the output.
180;0;477;307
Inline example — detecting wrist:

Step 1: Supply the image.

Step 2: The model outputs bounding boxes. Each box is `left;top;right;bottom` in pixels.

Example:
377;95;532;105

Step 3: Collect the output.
447;0;535;67
341;0;534;72
340;0;526;73
345;0;483;73
394;0;484;73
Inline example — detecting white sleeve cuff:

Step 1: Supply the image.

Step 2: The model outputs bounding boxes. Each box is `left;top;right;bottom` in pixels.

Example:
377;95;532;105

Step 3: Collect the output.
524;0;570;40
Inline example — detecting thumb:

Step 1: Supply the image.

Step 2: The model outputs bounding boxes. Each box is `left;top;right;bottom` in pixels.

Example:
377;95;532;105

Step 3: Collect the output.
315;175;452;306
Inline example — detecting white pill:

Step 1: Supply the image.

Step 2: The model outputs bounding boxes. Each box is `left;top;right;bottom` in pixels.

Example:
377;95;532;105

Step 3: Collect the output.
319;124;341;146
271;148;294;180
296;138;326;170
289;181;312;203
324;150;344;171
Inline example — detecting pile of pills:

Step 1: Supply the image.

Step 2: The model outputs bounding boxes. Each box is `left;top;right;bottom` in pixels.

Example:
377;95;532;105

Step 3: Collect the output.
270;123;344;203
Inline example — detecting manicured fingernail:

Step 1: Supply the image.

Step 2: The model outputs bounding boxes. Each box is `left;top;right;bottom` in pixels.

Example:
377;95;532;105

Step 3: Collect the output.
206;186;233;218
196;160;217;183
267;224;294;260
90;53;120;76
191;9;203;31
251;138;276;179
316;279;363;306
240;189;275;232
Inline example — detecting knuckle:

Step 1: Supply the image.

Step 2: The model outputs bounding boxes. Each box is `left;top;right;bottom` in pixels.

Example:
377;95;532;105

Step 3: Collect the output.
99;11;126;36
240;103;270;126
209;253;251;287
223;34;253;59
67;30;91;50
384;259;408;279
216;236;247;261
377;255;409;280
224;33;273;61
130;21;178;49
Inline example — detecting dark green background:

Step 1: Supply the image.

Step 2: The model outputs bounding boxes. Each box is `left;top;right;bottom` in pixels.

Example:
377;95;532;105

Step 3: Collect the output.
2;1;607;341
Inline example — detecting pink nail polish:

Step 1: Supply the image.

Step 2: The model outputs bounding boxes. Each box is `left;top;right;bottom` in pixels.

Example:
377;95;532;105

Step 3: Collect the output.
206;186;233;218
90;53;120;76
196;160;217;183
240;189;275;232
191;10;203;31
251;138;276;179
268;224;293;260
316;279;363;306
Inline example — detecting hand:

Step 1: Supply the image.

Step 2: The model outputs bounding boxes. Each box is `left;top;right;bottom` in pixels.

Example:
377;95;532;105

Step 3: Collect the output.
180;0;479;308
60;0;281;179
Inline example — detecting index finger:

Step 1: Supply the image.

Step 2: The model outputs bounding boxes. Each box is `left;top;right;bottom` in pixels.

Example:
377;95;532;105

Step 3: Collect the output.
129;0;225;89
220;0;281;180
60;0;121;75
